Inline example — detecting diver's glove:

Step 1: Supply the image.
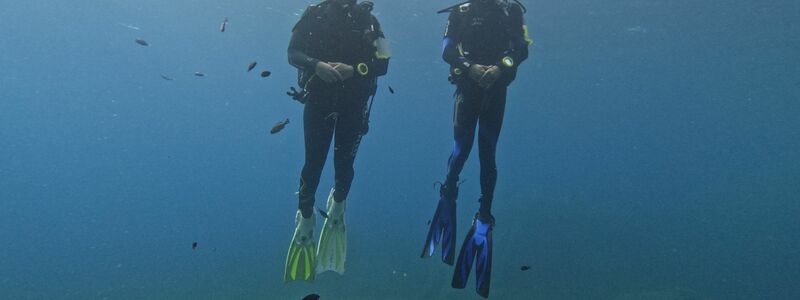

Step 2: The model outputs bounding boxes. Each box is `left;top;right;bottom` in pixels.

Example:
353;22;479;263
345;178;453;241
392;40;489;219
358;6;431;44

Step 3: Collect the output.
331;63;355;81
468;64;490;83
315;61;343;83
478;66;502;89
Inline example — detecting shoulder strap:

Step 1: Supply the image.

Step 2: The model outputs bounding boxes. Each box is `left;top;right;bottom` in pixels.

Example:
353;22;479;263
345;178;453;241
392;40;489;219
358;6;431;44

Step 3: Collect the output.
292;3;326;32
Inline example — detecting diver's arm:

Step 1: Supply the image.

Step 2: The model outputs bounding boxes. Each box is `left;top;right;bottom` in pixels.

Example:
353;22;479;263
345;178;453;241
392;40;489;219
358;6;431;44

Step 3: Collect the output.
442;11;472;69
359;54;389;78
288;7;321;71
443;37;470;68
355;15;390;78
496;4;530;73
498;36;529;70
288;33;320;71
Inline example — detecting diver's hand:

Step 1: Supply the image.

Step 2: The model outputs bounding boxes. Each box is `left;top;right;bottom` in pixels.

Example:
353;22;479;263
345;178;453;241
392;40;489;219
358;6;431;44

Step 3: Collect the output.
468;64;490;83
331;63;355;81
315;62;343;83
478;65;502;89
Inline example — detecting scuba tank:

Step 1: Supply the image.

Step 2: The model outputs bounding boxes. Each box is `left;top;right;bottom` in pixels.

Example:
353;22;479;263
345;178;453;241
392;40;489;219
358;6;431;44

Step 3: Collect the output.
437;0;527;14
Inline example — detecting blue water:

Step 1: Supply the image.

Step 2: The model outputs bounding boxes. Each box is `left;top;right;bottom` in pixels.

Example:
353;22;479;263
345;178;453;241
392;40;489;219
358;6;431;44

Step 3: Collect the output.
1;0;798;299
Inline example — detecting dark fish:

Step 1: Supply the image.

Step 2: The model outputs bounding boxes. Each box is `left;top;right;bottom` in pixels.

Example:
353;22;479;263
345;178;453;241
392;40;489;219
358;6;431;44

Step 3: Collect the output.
192;242;198;250
220;17;228;32
247;61;257;72
135;38;149;46
302;294;320;300
160;74;174;81
427;219;431;225
520;265;531;271
260;70;272;78
316;207;329;219
270;118;290;134
194;72;206;77
388;86;395;94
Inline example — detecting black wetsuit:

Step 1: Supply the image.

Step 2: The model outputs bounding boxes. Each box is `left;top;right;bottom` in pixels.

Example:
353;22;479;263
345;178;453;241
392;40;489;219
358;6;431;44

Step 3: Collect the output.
288;1;389;218
441;1;529;220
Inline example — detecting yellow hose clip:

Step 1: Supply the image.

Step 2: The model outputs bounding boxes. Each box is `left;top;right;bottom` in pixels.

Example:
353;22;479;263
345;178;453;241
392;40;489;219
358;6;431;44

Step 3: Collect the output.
357;63;369;76
501;56;515;68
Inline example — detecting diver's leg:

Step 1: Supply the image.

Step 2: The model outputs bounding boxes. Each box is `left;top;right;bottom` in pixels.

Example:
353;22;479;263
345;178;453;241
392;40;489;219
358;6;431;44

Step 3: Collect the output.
331;91;369;202
299;95;336;218
316;90;366;275
476;86;507;220
444;83;482;189
422;83;480;265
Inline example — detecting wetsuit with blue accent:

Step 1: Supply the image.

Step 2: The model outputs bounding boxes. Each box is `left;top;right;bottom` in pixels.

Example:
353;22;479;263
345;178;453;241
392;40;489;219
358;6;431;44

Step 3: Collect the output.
441;1;529;222
288;0;389;218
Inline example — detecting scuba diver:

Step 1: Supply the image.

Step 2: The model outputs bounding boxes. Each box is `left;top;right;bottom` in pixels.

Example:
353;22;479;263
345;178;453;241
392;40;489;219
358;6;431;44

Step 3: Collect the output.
284;0;390;282
421;0;531;297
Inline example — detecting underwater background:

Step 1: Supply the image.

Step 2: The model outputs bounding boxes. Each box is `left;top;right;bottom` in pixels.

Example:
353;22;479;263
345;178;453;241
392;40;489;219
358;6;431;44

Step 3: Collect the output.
1;0;798;299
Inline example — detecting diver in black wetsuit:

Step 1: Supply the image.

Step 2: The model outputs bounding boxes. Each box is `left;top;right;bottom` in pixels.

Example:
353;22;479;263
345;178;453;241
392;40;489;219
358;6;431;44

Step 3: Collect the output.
421;0;531;297
284;0;389;282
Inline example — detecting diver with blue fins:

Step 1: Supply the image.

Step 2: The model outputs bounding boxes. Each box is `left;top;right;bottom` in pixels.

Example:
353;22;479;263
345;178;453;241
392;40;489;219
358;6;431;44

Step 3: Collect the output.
421;0;532;297
284;0;390;282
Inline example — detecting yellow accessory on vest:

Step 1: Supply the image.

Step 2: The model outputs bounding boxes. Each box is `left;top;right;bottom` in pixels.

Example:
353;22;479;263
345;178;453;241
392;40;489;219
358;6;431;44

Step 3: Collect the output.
501;56;515;68
357;63;369;76
522;25;535;45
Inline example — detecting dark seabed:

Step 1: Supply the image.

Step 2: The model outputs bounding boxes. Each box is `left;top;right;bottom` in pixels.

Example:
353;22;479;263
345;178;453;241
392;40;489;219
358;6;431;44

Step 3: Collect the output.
1;0;798;299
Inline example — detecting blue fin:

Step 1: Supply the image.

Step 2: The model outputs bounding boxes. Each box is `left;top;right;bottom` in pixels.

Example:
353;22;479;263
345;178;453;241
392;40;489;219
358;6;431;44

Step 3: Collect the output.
452;216;493;298
420;198;457;265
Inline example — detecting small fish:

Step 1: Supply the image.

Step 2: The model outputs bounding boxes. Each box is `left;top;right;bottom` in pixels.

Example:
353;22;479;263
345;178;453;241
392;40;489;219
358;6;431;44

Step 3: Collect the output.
135;38;149;46
220;17;228;32
194;72;206;77
388;86;395;94
427;219;431;225
260;70;272;78
316;207;329;219
302;294;320;300
192;242;198;250
160;74;174;81
270;118;290;134
247;61;257;72
627;25;648;34
118;23;140;30
520;265;531;271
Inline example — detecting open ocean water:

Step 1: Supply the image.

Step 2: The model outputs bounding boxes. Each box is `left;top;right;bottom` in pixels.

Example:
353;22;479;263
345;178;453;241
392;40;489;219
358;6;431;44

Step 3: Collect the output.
1;0;798;299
